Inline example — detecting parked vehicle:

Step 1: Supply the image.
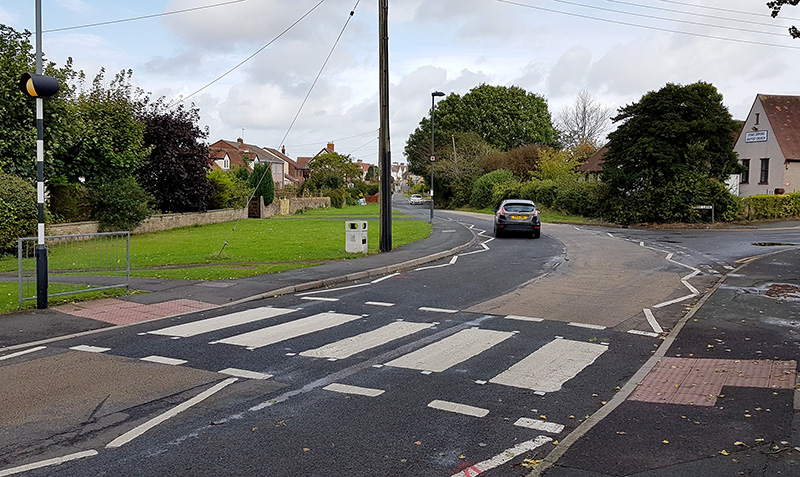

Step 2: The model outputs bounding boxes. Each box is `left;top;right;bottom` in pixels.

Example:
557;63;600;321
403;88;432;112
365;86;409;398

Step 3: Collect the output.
409;194;425;205
494;199;541;238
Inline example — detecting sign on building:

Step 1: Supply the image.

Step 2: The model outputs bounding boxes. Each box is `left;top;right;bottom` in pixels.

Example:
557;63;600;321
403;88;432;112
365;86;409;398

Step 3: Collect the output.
745;130;768;143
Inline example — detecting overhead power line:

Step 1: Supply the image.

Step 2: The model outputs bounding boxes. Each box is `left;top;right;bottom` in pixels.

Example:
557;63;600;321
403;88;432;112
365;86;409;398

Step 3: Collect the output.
496;0;800;50
606;0;790;30
659;0;800;23
43;0;246;33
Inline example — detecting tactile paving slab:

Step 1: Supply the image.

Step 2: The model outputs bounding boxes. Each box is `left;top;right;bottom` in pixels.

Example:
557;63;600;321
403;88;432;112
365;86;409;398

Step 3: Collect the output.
54;298;214;325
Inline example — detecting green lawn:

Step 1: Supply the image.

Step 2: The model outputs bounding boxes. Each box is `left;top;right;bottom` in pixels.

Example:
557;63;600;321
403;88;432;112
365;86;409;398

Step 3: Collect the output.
291;203;411;218
454;206;608;225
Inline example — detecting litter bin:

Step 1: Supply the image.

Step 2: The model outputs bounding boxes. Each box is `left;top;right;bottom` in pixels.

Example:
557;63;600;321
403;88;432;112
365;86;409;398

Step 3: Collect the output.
345;221;368;253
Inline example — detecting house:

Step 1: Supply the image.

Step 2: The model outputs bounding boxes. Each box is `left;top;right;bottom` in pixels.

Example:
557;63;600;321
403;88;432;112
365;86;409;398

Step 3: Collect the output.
208;138;286;188
734;94;800;197
577;145;607;182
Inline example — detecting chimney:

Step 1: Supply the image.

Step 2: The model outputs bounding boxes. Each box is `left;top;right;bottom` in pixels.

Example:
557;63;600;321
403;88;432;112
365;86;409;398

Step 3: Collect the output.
327;142;334;152
281;145;286;155
237;137;244;146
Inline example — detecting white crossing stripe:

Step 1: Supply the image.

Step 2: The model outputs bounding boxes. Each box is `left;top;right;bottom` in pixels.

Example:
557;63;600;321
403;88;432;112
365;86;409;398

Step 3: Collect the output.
300;322;434;359
365;301;395;307
69;345;110;353
218;368;272;380
514;417;565;434
386;329;514;372
301;297;339;302
628;329;660;338
428;399;489;417
211;312;363;349
418;307;459;314
652;294;696;309
568;322;606;330
449;436;552;477
0;346;46;361
0;450;98;476
140;356;187;366
490;339;607;392
505;315;544;322
323;383;385;397
148;306;298;338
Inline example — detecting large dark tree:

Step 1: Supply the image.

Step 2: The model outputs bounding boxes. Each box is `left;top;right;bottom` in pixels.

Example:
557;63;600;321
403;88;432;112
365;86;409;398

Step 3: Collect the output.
768;0;800;38
602;82;741;223
603;82;739;194
137;98;212;213
404;84;557;178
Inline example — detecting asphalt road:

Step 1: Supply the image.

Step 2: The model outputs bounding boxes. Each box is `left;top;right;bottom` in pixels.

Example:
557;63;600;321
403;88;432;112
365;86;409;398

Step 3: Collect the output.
1;202;796;477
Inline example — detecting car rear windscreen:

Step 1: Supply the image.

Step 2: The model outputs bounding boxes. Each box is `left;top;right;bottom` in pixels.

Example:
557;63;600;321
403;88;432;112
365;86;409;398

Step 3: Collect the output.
504;204;535;212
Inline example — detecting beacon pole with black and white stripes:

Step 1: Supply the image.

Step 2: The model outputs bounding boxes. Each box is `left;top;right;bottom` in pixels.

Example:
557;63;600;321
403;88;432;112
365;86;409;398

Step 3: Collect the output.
20;0;60;309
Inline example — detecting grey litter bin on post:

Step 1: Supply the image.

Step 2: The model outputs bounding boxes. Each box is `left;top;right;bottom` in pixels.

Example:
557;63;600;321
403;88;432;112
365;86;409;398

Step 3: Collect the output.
345;221;368;253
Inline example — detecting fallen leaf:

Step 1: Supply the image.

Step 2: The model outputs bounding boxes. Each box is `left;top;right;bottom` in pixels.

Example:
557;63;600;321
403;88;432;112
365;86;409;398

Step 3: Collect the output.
616;431;627;435
719;450;730;456
540;415;547;420
415;441;422;446
459;454;466;459
303;448;311;452
569;415;575;419
251;427;258;432
662;440;669;445
734;441;746;447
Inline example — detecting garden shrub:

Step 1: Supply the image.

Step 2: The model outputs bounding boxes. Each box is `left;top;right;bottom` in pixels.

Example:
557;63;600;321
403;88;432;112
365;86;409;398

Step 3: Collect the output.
470;169;515;209
741;193;800;220
0;173;37;254
89;176;152;232
207;169;250;209
248;162;275;206
48;180;91;222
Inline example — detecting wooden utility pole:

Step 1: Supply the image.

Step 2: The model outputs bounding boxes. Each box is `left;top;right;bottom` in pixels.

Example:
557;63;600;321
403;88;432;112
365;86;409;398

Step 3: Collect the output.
378;0;392;252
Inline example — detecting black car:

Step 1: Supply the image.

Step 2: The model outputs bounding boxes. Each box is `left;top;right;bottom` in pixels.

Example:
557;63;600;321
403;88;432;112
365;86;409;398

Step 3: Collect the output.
494;199;541;238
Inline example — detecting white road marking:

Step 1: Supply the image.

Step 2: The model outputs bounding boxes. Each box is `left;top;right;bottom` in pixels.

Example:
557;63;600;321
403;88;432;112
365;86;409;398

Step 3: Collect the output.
386;329;514;372
148;306;298;338
301;296;339;302
218;368;272;380
300;322;434;359
69;345;110;353
323;383;385;397
428;399;489;417
681;279;700;295
606;233;614;238
297;283;369;296
211;312;363;349
628;329;660;338
371;272;399;284
449;436;552;477
490;339;607;392
643;308;663;333
652;294;696;309
665;252;673;261
514;417;565;434
568;322;606;330
0;450;98;476
418;307;459;314
106;378;237;448
505;315;544;322
140;356;187;366
0;346;46;361
365;301;394;307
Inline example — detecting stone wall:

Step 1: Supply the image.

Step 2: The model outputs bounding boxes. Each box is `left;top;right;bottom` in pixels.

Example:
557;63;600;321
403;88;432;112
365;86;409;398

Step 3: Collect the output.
46;197;331;236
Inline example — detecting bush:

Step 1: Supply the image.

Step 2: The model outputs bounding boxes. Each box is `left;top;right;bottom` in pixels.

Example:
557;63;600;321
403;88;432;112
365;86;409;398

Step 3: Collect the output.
741;193;800;221
48;180;91;222
326;189;347;208
0;173;37;254
519;179;559;208
248;162;275;206
552;181;610;217
207;169;251;209
89;176;152;232
471;169;516;208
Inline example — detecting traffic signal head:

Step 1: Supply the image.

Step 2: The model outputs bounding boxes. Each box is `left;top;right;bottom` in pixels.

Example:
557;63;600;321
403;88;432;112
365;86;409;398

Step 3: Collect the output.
19;73;59;98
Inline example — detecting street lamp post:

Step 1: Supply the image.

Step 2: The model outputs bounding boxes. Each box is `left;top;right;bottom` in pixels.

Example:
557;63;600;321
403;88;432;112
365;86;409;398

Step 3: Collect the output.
430;91;445;223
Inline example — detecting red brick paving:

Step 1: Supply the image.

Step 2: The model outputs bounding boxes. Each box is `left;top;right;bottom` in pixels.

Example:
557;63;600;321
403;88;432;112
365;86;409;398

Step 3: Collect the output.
54;298;215;326
629;357;797;406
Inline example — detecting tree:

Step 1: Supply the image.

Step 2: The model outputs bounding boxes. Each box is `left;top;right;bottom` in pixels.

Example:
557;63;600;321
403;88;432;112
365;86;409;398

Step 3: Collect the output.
306;152;363;189
365;165;378;182
248;162;275;206
0;25;76;181
602;82;741;223
137;97;212;212
428;132;490;207
404;84;557;178
768;0;800;38
54;69;149;184
556;90;611;149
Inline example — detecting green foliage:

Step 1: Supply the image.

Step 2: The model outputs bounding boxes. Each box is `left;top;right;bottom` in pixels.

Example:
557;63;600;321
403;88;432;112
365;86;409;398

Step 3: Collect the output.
307;152;363;187
768;1;800;38
553;181;610;217
248;162;275;206
741;193;800;220
0;173;37;253
326;189;347;208
471;169;516;209
48;180;91;222
405;84;556;178
207;169;250;209
89;176;152;232
532;147;583;182
603;82;740;195
137;98;212;213
365;165;378;182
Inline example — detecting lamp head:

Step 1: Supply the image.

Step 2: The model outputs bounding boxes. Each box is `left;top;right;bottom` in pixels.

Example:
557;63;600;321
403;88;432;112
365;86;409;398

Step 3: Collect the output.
432;91;445;97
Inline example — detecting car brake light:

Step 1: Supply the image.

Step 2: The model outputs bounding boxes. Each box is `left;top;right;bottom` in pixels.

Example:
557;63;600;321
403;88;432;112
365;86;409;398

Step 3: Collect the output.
533;209;540;216
498;207;505;216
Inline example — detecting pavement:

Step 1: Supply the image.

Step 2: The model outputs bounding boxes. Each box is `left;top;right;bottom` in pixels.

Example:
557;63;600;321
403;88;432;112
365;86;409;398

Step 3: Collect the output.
1;215;799;477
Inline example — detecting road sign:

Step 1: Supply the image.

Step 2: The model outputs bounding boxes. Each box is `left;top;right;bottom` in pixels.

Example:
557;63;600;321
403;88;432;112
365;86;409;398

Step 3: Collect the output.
430;156;435;162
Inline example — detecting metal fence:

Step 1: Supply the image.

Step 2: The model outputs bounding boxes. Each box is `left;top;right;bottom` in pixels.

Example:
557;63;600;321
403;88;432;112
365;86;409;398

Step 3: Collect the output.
18;232;130;306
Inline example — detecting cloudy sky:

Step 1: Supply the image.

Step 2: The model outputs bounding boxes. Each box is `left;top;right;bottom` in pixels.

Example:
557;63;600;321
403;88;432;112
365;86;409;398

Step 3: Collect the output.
3;0;800;164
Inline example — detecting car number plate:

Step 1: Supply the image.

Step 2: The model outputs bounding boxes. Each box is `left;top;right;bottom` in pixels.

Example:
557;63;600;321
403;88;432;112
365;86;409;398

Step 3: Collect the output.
511;215;525;219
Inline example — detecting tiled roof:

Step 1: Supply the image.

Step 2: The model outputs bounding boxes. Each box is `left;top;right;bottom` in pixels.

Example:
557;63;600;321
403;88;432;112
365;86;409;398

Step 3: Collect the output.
578;145;607;173
759;94;800;160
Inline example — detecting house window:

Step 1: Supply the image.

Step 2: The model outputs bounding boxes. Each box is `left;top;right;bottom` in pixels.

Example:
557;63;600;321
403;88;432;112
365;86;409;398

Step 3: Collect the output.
223;156;230;170
760;158;769;184
755;113;760;126
740;159;750;184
